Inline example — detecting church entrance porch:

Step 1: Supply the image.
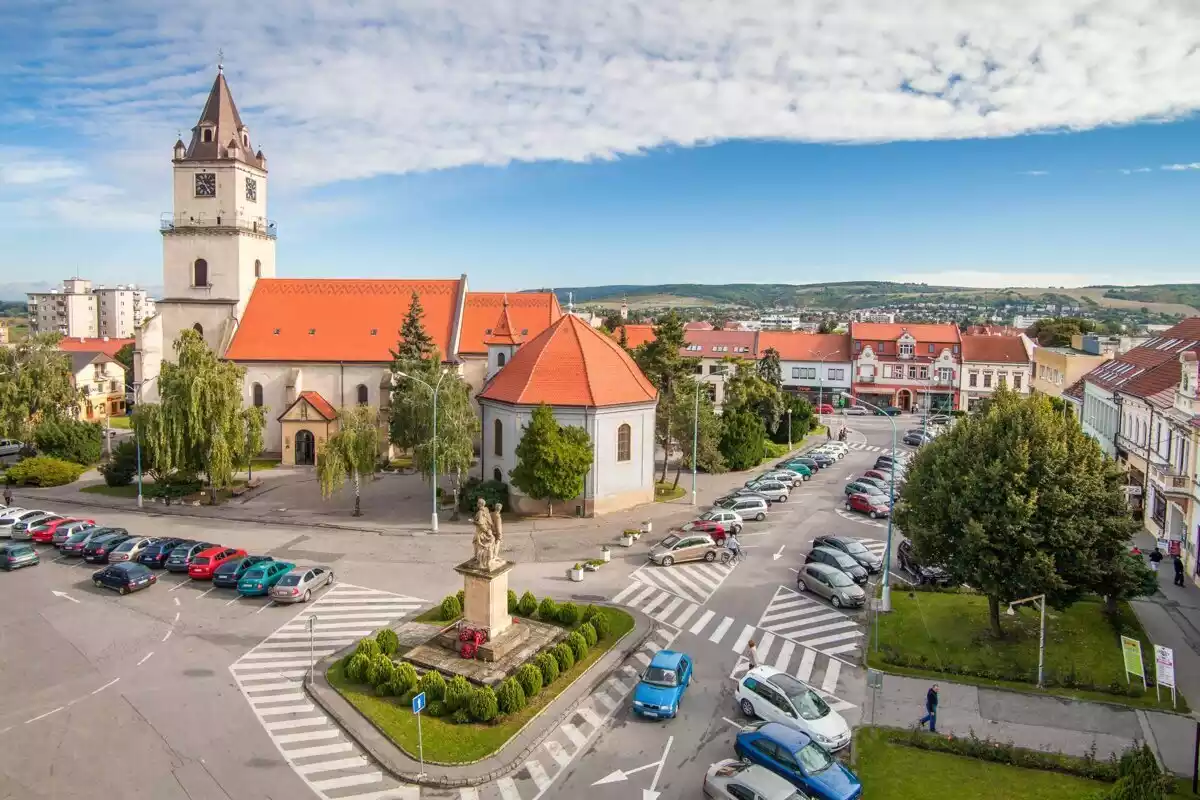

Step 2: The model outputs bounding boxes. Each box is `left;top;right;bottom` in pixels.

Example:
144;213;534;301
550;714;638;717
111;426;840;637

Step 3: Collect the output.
294;429;315;466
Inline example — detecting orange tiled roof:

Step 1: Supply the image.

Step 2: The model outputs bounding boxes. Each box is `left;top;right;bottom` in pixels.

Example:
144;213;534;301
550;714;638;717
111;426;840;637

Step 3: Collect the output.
615;324;656;349
479;314;657;407
960;335;1030;364
850;322;961;344
278;390;338;421
482;296;523;346
57;337;134;358
758;332;851;362
459;292;561;355
225;279;461;363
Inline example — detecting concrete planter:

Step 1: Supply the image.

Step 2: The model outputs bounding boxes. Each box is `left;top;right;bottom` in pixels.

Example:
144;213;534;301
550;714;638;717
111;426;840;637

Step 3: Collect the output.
601;547;611;562
620;535;635;548
568;567;584;582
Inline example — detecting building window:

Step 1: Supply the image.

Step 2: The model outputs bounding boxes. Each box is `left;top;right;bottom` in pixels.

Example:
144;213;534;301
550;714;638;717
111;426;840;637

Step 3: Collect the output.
497;352;506;368
938;368;953;382
493;419;503;457
877;342;887;353
899;342;915;357
192;258;208;287
493;467;502;482
254;259;262;278
928;344;935;353
617;424;632;462
202;129;212;143
983;372;992;388
252;383;263;407
192;323;204;336
709;365;722;375
854;341;862;352
791;367;800;379
356;384;368;405
969;372;978;387
827;368;845;380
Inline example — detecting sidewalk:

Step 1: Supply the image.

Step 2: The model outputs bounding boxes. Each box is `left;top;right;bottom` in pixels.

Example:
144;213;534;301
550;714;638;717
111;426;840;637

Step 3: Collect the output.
1130;530;1200;718
867;672;1195;775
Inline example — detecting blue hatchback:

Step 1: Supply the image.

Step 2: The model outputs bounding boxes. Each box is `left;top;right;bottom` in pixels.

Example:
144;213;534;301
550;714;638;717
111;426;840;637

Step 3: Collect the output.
735;722;861;800
632;650;693;719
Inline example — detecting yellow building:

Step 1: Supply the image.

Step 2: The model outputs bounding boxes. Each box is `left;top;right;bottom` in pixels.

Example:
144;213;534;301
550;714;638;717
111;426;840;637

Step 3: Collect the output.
69;352;126;423
1031;345;1111;399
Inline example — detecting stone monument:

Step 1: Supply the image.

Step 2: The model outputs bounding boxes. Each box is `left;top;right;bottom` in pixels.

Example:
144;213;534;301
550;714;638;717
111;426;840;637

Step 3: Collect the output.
453;498;516;651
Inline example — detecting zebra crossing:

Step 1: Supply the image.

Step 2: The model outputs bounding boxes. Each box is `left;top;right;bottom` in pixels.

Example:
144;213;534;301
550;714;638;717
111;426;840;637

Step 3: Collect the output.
844;441;886;453
758;585;866;657
728;650;856;715
231;582;425;800
621;556;736;605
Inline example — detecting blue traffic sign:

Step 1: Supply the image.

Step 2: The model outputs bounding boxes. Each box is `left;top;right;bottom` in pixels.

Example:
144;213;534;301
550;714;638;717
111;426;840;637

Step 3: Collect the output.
412;691;426;714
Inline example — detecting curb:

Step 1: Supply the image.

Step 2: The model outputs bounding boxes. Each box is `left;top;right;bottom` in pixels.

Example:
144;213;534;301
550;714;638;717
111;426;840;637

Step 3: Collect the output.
305;606;655;787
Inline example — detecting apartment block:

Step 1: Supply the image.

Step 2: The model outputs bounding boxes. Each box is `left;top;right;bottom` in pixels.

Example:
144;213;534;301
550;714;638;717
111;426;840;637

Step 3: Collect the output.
28;278;155;339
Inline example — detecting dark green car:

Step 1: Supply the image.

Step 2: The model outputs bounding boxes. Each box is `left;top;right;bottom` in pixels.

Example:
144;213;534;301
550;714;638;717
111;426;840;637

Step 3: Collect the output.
844;481;885;498
0;543;39;570
777;461;814;479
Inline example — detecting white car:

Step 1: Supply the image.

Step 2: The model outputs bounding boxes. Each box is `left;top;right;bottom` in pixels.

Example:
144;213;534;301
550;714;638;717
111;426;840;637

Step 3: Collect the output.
0;509;49;539
734;665;852;751
750;470;800;488
743;480;790;503
703;759;801;800
842;406;869;416
0;439;23;458
812;445;847;460
684;509;744;535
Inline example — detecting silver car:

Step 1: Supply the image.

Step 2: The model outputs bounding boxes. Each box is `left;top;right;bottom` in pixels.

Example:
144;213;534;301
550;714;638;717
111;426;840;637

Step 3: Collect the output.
796;562;866;609
743;480;790;503
703;759;810;799
0;509;48;539
842;406;869;416
270;565;335;603
108;536;159;563
10;513;62;541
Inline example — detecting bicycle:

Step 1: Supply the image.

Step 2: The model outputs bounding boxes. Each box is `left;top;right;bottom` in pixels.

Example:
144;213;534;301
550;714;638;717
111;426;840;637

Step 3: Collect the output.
720;547;745;566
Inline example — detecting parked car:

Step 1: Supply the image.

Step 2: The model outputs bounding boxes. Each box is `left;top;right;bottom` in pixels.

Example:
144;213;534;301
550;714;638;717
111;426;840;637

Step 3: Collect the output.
0;439;24;457
703;759;812;800
806;546;868;585
212;555;274;588
776;461;813;480
137;538;190;568
752;470;800;488
729;489;776;505
796;563;865;609
842;406;869;416
0;542;40;570
188;546;248;580
844;493;890;519
270;566;335;603
814;404;834;414
902;432;931;447
734;665;852;751
862;469;900;485
853;476;890;493
810;445;844;461
808;453;836;468
816;442;849;457
897;539;952;586
843;481;884;498
0;509;49;538
10;513;63;541
165;541;216;573
83;531;132;563
715;496;770;521
734;722;862;800
237;560;296;596
649;533;721;567
743;481;790;503
108;536;159;563
61;527;114;557
920;414;952;426
679;519;727;543
93;562;158;595
873;457;907;473
875;406;903;416
788;457;822;472
684;509;744;535
631;649;693;719
811;535;883;574
33;518;93;545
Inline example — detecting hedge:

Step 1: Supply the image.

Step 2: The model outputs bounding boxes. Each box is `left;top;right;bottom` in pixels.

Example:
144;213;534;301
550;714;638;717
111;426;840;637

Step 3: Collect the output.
496;677;527;715
557;601;581;626
517;591;538;617
345;653;369;682
439;594;462;620
394;662;418;694
516;663;543;698
459;478;510;512
4;457;86;487
376;628;400;656
583;608;610;639
356;638;382;659
33;418;102;465
470;685;499;722
538;598;559;621
553;642;575;671
579;622;598;647
444;675;473;713
535;651;560;684
419;669;446;701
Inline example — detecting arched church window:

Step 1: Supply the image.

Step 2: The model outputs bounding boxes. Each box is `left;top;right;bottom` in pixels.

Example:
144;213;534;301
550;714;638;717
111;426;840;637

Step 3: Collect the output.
254;259;262;278
497;352;506;368
617;423;632;462
493;419;503;457
356;384;368;405
193;323;204;336
193;258;208;287
252;383;263;408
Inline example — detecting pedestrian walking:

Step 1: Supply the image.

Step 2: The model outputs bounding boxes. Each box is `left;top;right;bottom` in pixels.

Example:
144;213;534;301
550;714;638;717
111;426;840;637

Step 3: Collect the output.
747;639;760;669
1174;554;1186;587
2;485;11;507
1149;547;1164;573
917;683;939;733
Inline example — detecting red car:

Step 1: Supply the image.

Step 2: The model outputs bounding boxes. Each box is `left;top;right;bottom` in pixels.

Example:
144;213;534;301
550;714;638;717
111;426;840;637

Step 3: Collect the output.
845;493;890;519
679;519;727;544
862;469;900;484
31;517;93;544
187;546;247;579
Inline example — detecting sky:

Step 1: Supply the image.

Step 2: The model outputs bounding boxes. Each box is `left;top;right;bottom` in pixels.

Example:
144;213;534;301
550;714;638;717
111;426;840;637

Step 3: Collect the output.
1;0;1200;293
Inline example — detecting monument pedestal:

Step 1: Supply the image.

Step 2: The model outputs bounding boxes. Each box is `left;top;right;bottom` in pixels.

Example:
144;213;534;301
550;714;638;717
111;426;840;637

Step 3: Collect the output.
453;558;523;662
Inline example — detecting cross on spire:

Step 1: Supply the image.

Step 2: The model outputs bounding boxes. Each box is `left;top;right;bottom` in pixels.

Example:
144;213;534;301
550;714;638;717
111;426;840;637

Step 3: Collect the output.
217;49;224;73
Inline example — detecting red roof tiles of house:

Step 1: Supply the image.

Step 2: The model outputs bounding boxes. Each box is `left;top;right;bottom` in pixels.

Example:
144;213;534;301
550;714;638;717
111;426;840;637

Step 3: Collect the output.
460;292;560;355
479;314;657;407
615;324;656;349
757;332;851;361
1081;323;1200;395
57;337;134;358
849;322;961;344
960;335;1031;364
280;391;338;421
678;329;757;358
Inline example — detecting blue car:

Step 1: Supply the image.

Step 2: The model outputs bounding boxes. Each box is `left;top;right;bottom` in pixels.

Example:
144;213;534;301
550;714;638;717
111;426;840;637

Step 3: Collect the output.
212;555;273;588
735;722;861;800
631;650;693;719
237;560;295;596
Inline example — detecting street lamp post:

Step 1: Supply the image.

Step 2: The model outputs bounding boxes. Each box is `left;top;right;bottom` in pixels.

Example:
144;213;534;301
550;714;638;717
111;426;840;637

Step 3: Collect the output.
1007;594;1047;687
786;408;792;450
692;367;728;505
838;391;898;616
814;349;840;430
396;368;450;532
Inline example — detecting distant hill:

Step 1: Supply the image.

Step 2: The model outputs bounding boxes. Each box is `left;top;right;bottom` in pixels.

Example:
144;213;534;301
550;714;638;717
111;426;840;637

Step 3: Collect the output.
524;282;1200;315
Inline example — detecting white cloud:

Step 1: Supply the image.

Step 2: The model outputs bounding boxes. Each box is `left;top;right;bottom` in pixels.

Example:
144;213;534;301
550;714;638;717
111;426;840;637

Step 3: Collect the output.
1162;162;1200;171
1119;167;1154;174
892;270;1142;289
10;0;1200;197
1019;170;1049;176
0;147;155;230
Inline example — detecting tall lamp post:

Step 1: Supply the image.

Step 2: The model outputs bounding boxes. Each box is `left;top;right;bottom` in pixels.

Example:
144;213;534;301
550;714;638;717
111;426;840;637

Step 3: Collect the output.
814;349;840;429
133;375;159;510
1007;594;1047;687
396;367;450;532
838;391;898;614
692;366;728;506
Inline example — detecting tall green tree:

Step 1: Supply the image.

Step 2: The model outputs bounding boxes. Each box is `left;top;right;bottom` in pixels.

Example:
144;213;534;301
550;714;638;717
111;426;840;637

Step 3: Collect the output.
719;407;766;471
113;343;135;383
757;347;782;390
894;387;1144;637
671;376;725;484
724;360;784;435
509;404;593;516
772;394;814;445
633;310;696;481
1025;316;1095;346
388;294;441;451
390;356;479;491
394;290;435;362
816;318;836;334
0;332;80;437
317;404;380;517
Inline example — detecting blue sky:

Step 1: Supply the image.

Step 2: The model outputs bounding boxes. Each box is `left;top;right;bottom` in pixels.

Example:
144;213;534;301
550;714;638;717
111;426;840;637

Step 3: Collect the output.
2;0;1200;293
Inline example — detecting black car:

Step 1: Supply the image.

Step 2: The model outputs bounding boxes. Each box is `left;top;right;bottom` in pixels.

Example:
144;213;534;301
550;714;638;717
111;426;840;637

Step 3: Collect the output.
212;555;273;588
897;539;952;586
779;457;821;472
92;562;158;595
83;531;131;563
138;538;190;569
806;546;869;585
812;535;883;574
902;433;927;447
873;457;908;473
727;489;774;505
60;527;117;557
165;541;215;573
808;453;836;468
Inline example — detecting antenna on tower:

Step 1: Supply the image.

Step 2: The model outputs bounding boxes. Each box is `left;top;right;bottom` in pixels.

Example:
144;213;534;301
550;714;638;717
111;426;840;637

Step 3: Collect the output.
217;49;225;73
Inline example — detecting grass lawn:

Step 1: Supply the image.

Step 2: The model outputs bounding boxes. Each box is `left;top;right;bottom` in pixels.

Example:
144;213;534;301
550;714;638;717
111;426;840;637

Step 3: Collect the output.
248;458;279;472
412;606;457;625
81;483;140;497
106;415;132;429
868;590;1186;712
328;607;635;764
653;481;685;502
853;728;1109;800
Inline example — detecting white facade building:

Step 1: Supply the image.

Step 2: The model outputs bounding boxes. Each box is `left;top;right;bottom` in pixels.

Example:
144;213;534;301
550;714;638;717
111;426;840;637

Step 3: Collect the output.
757;332;852;405
29;278;156;339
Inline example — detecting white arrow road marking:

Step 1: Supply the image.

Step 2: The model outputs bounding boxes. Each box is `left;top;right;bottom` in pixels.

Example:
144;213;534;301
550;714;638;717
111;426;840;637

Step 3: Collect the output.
773;545;786;561
51;590;79;604
645;735;673;800
591;735;674;790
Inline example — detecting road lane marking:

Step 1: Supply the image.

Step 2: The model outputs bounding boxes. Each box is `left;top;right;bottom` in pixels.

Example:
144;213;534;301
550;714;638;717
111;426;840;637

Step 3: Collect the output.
282;742;353;759
689;610;715;635
526;759;552;792
225;596;243;606
310;772;383;791
731;624;755;655
671;603;698;629
255;600;277;614
169;579;191;592
137;652;154;666
708;617;733;643
559;722;587;749
496;777;521;800
161;630;172;642
543;739;571;767
25;706;64;724
821;659;842;694
195;587;216;600
796;649;817;682
91;678;119;695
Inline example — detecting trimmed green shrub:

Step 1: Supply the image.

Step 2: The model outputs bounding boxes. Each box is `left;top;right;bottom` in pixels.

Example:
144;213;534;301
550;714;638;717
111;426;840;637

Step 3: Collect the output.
4;456;85;487
567;631;588;661
581;604;602;623
459;477;510;512
584;609;611;640
444;675;473;713
517;591;538;617
439;594;462;620
1103;743;1172;799
366;655;394;687
376;628;400;656
426;700;447;717
535;651;559;684
344;653;369;682
469;686;499;723
386;679;407;697
557;601;581;626
99;440;138;487
496;677;527;715
375;681;393;696
451;708;472;724
516;663;543;698
538;597;559;621
456;589;465;609
399;689;418;706
33;418;102;465
579;622;598;647
356;638;382;659
507;589;519;613
394;662;419;694
419;669;447;701
553;642;575;671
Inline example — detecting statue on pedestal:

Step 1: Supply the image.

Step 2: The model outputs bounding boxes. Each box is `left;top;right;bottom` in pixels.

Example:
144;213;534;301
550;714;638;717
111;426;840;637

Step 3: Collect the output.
472;497;505;570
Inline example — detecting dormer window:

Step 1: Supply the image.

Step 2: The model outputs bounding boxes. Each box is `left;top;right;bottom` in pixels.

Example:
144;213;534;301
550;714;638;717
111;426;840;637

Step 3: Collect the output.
899;342;915;357
202;128;213;143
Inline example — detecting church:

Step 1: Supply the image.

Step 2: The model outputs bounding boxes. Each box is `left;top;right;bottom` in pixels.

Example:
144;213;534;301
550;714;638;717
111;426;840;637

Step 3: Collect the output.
135;68;657;515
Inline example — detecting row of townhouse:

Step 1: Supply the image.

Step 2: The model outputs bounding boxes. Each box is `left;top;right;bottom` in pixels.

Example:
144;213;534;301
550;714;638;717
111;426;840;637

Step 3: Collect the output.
1065;318;1200;583
616;322;1034;413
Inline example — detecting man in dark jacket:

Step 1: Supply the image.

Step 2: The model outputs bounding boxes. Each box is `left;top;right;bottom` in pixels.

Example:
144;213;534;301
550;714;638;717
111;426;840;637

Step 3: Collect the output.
2;485;11;507
1175;554;1186;587
918;684;939;733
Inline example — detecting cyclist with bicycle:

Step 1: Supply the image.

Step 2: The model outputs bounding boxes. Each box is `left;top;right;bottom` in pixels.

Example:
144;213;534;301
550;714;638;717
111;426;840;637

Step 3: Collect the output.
724;531;743;564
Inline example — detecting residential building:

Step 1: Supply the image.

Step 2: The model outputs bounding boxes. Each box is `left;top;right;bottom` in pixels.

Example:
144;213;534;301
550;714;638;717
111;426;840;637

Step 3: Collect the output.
69;352;126;422
478;313;657;516
849;322;961;413
94;285;156;338
1071;333;1150;357
958;334;1035;410
682;330;758;408
757;331;852;407
1031;345;1112;399
855;310;896;324
1012;314;1041;330
28;278;154;338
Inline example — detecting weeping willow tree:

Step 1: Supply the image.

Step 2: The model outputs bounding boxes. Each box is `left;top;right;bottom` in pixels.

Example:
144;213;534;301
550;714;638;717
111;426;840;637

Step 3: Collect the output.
317;404;380;517
133;329;264;502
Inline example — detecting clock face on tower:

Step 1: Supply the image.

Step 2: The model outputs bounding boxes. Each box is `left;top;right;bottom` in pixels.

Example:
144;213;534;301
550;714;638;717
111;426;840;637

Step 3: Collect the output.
194;173;216;197
245;177;257;202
